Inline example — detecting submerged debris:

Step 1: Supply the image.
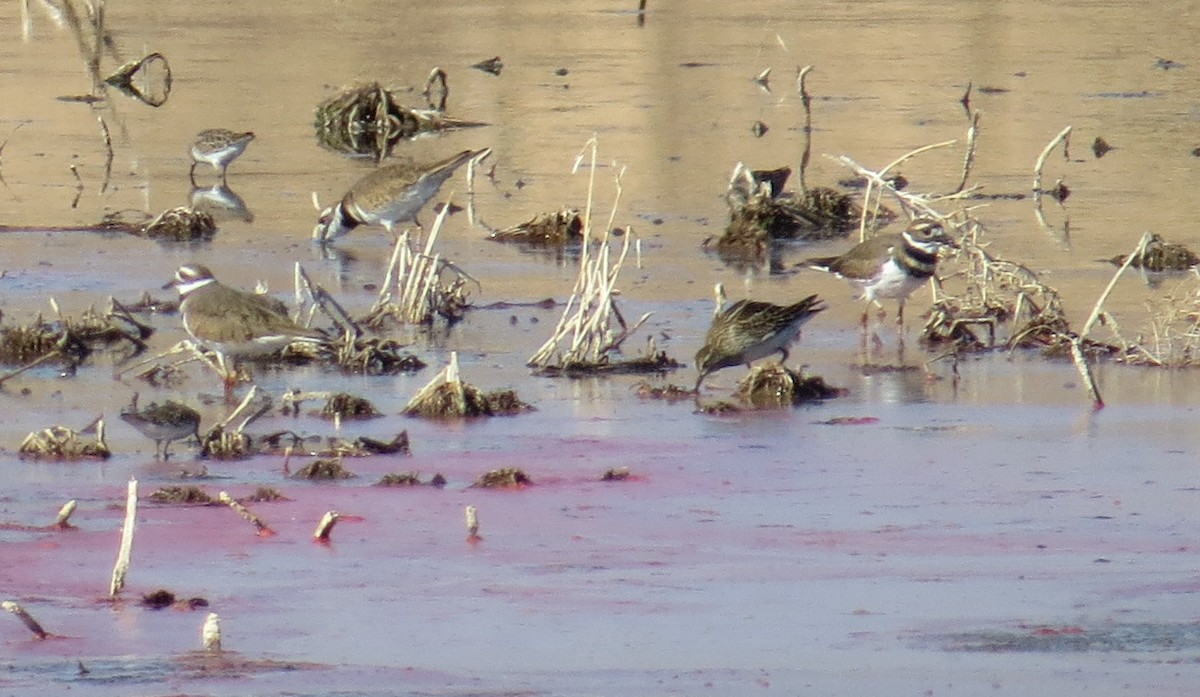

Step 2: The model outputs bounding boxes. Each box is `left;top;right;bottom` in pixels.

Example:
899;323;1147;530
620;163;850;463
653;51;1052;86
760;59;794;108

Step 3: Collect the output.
1104;233;1199;272
490;209;585;247
147;486;214;505
472;56;504;75
734;365;843;408
473;467;532;488
600;467;632;481
314;80;484;160
318;393;382;421
292;458;356;480
243;487;286;503
104;52;172;107
19;423;111;461
375;471;445;487
355;431;411;455
633;381;696;402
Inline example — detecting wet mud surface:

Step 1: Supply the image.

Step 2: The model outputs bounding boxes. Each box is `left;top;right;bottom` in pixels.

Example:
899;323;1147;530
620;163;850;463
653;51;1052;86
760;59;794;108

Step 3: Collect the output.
4;1;1200;695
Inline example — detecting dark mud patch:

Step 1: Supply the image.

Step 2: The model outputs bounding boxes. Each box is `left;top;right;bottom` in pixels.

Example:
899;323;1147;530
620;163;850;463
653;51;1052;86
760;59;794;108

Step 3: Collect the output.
936;622;1200;653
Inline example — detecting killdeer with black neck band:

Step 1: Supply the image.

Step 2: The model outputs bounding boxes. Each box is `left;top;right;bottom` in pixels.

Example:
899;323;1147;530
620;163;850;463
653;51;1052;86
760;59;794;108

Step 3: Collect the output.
189;129;255;184
806;217;955;327
695;294;826;390
166;264;325;389
313;147;491;243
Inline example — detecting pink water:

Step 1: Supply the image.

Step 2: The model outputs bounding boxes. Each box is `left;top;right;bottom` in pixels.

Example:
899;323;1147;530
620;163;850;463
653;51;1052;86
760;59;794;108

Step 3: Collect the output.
4;1;1200;695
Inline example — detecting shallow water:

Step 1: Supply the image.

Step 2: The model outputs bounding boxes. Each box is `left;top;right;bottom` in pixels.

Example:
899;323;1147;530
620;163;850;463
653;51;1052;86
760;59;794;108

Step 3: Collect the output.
4;1;1200;695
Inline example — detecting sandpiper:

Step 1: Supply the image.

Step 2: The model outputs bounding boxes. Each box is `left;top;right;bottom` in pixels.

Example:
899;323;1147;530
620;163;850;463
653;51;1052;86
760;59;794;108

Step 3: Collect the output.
695;294;826;390
806;217;955;326
190;129;255;184
119;395;201;460
312;147;491;243
165;264;325;389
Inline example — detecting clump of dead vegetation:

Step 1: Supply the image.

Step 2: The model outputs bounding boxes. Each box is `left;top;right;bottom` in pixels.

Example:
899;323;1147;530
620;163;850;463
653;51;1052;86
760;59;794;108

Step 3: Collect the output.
360;208;478;327
1103;233;1199;272
317;393;382;421
198;387;272;460
135;207;217;243
148;485;214;505
291;457;356;480
527;140;682;376
705;68;864;264
734;365;844;408
0;300;150;382
375;471;446;487
314;72;485;161
489;208;585;247
473;468;532;488
19;419;110;461
403;352;533;418
633;381;696;402
715;163;859;255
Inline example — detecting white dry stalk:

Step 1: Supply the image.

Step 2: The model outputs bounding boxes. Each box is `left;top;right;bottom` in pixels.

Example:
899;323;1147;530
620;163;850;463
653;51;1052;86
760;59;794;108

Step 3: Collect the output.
55;500;77;526
1033;125;1072;197
218;491;271;535
202;612;221;652
403;352;465;413
108;478;137;598
3;601;47;639
372;202;460;324
313;511;340;541
831;147;962;241
465;504;480;538
1081;232;1152;339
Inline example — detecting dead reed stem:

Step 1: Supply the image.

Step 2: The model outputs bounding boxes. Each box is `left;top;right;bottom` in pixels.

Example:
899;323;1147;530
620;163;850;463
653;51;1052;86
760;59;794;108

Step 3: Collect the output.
528;138;649;368
313;511;340;541
3;601;48;639
465;504;480;541
218;491;274;536
1082;232;1152;339
796;64;814;196
1033;125;1071;197
55;500;77;527
202;612;221;652
108;478;137;598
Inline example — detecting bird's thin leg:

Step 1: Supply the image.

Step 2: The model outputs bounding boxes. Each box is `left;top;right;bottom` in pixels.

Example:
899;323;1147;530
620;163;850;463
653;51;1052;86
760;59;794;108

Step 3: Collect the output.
189;163;199;186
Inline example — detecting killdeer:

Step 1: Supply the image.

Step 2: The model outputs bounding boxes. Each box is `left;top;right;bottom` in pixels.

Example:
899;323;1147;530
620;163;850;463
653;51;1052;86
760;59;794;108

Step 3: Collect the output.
189;129;255;184
120;394;201;460
695;294;825;390
312;147;491;243
166;264;325;388
806;217;955;326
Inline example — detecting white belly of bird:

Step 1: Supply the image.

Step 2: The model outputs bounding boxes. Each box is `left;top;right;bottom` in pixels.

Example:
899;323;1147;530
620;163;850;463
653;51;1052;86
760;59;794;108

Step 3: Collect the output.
740;325;803;364
861;259;928;303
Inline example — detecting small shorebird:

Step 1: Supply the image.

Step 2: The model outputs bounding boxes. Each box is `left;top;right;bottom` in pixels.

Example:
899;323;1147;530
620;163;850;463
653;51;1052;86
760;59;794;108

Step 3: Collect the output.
189;129;255;184
695;294;826;390
165;264;325;390
312;147;491;243
120;395;201;460
806;217;955;327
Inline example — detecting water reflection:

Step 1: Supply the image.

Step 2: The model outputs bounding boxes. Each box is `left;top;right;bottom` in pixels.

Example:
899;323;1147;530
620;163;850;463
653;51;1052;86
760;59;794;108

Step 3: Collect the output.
188;183;254;223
